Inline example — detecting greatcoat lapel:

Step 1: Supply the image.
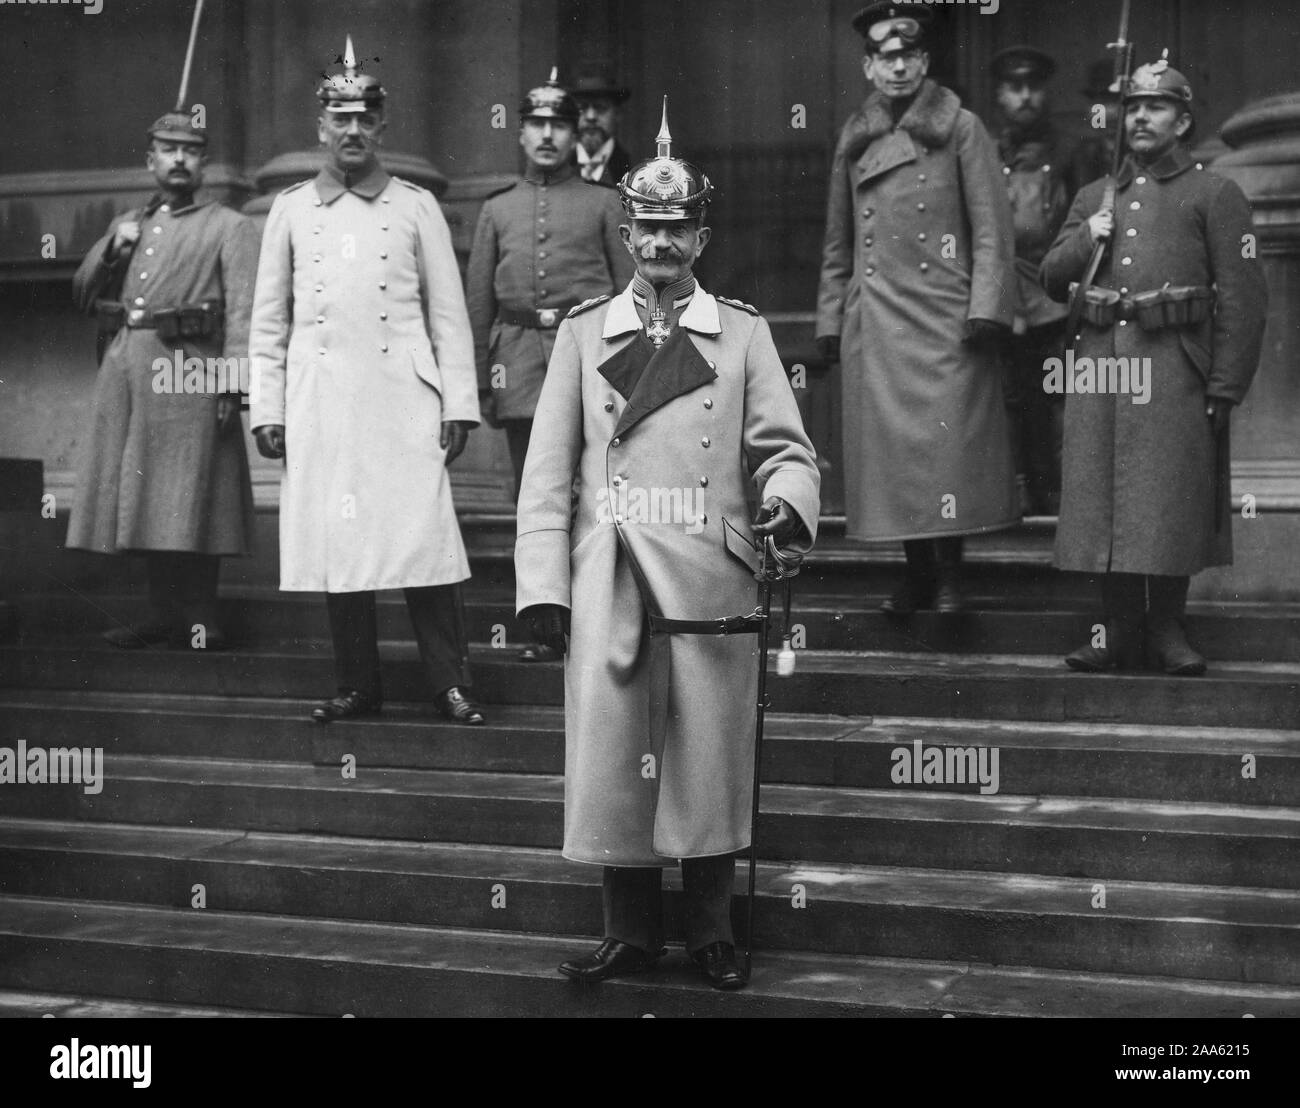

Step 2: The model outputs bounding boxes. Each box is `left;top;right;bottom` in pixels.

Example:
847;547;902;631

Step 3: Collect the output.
607;325;717;439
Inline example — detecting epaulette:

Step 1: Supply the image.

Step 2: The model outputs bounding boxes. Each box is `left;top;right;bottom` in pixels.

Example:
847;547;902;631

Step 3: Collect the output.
716;295;759;316
485;179;520;200
567;294;610;318
393;176;426;192
281;180;310;195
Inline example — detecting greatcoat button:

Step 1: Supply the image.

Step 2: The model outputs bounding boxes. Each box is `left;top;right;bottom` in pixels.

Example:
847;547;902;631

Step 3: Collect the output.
380;312;387;320
863;208;873;217
1126;228;1137;237
316;315;325;324
133;297;145;306
699;476;708;487
919;262;929;272
917;202;926;211
313;226;321;234
864;236;873;246
381;224;389;231
612;437;620;447
379;281;387;289
538;270;547;278
701;437;711;448
1136;176;1147;185
604;401;614;412
1119;320;1128;327
139;272;148;280
865;266;875;276
380;251;388;259
145;248;154;256
381;344;388;352
152;226;162;233
314;199;322;207
708;361;716;369
315;285;323;293
917;232;926;241
1130;201;1141;210
1121;257;1132;265
704;398;713;409
918;173;926;181
318;347;326;355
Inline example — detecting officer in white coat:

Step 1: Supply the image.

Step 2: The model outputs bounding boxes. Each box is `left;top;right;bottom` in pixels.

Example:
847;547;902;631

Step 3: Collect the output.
249;40;485;725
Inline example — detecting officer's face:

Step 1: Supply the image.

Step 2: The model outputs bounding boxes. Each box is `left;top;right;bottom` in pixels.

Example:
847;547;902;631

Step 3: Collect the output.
576;96;619;154
520;118;577;170
146;140;206;192
996;80;1048;126
1124;98;1191;161
318;110;386;173
865;47;929;100
620;218;711;286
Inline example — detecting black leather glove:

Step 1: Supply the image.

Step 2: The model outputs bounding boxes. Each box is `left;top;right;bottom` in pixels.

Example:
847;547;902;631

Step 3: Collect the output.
253;424;286;459
522;604;570;656
963;318;1009;354
1206;397;1233;437
441;420;472;466
216;395;242;436
815;335;841;364
752;496;801;546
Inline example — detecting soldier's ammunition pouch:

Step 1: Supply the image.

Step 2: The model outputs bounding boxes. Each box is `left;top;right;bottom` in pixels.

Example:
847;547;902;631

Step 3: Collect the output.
1069;284;1214;332
93;298;223;341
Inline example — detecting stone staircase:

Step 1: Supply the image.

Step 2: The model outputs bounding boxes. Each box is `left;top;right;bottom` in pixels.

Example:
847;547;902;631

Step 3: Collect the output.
0;525;1297;1017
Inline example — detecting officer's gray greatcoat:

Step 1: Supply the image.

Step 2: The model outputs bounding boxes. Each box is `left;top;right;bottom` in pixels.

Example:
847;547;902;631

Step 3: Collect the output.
816;79;1019;542
516;284;820;866
250;168;480;592
68;200;259;555
1041;146;1267;575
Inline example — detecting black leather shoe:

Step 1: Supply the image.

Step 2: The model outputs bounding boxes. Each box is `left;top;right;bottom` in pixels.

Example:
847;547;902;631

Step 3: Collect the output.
691;941;747;990
311;690;382;724
435;686;485;725
518;643;560;663
102;620;172;649
1148;619;1207;676
932;569;966;614
558;938;664;983
879;577;934;615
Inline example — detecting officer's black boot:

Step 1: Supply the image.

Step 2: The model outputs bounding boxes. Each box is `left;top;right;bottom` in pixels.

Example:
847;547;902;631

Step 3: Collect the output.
1066;572;1145;672
175;553;227;651
102;553;179;648
880;539;937;614
1147;574;1206;676
933;537;965;614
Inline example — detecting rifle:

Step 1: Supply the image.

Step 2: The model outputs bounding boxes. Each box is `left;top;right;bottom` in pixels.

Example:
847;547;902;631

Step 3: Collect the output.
1062;0;1135;350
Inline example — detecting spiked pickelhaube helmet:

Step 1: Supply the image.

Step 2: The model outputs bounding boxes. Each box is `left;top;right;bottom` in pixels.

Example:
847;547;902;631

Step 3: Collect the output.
519;67;579;124
317;35;386;113
1124;49;1193;107
617;98;713;222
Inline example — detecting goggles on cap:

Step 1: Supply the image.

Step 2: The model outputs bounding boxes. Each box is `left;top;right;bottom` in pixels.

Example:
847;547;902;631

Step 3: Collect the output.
868;16;921;44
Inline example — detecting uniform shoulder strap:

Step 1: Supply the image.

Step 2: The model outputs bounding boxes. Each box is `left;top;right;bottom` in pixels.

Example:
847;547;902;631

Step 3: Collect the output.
716;294;759;316
567;294;611;319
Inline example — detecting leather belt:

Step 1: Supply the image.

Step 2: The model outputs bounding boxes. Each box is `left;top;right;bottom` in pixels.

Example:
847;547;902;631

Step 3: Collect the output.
498;302;579;329
647;608;766;636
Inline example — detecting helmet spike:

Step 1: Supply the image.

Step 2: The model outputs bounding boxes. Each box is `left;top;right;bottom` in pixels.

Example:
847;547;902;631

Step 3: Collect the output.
548;65;559;84
656;96;672;159
343;34;357;77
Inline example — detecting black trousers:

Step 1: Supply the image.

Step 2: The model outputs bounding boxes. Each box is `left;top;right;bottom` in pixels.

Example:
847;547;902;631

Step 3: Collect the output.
602;855;736;955
1005;321;1066;510
502;417;534;502
325;585;470;700
145;551;221;627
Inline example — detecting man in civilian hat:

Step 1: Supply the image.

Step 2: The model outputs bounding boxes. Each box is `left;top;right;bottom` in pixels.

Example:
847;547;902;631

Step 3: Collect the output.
1041;52;1267;676
993;45;1089;517
249;38;486;724
69;109;259;650
467;67;633;660
572;68;633;186
516;102;820;989
816;3;1018;613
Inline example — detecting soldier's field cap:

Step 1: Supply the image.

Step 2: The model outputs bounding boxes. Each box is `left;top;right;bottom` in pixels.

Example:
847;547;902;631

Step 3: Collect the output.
618;97;712;222
317;35;385;113
572;69;630;104
992;46;1056;85
1125;50;1193;106
148;111;207;147
851;3;931;53
520;67;580;123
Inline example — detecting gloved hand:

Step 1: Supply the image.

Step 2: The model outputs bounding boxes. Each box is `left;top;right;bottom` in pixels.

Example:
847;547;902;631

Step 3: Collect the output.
963;317;1008;354
752;496;800;546
216;395;242;436
522;604;569;656
254;424;286;459
479;388;501;430
815;335;841;364
1086;208;1114;243
1206;397;1233;437
441;420;473;466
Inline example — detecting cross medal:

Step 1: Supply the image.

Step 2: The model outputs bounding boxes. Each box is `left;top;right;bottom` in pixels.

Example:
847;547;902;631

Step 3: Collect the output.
646;308;671;347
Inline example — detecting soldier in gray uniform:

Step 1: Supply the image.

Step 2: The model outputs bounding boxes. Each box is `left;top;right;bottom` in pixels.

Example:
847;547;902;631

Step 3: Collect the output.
467;69;634;660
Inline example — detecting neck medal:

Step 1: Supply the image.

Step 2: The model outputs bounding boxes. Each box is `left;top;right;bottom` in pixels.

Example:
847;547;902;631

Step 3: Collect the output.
646;307;671;347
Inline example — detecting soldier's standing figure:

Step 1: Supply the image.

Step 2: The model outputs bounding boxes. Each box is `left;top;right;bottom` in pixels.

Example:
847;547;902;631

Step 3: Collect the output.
466;68;633;661
1041;54;1267;676
816;4;1018;614
572;68;633;187
516;104;820;990
249;40;486;723
69;110;258;650
993;46;1087;517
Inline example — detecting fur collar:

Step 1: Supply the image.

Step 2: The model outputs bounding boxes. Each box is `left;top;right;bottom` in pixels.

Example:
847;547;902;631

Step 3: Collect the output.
842;79;962;162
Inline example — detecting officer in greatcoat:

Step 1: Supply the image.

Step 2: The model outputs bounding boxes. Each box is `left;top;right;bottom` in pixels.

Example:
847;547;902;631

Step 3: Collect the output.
515;105;820;989
69;110;258;650
1041;54;1268;675
467;69;633;660
815;4;1018;614
249;40;485;723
